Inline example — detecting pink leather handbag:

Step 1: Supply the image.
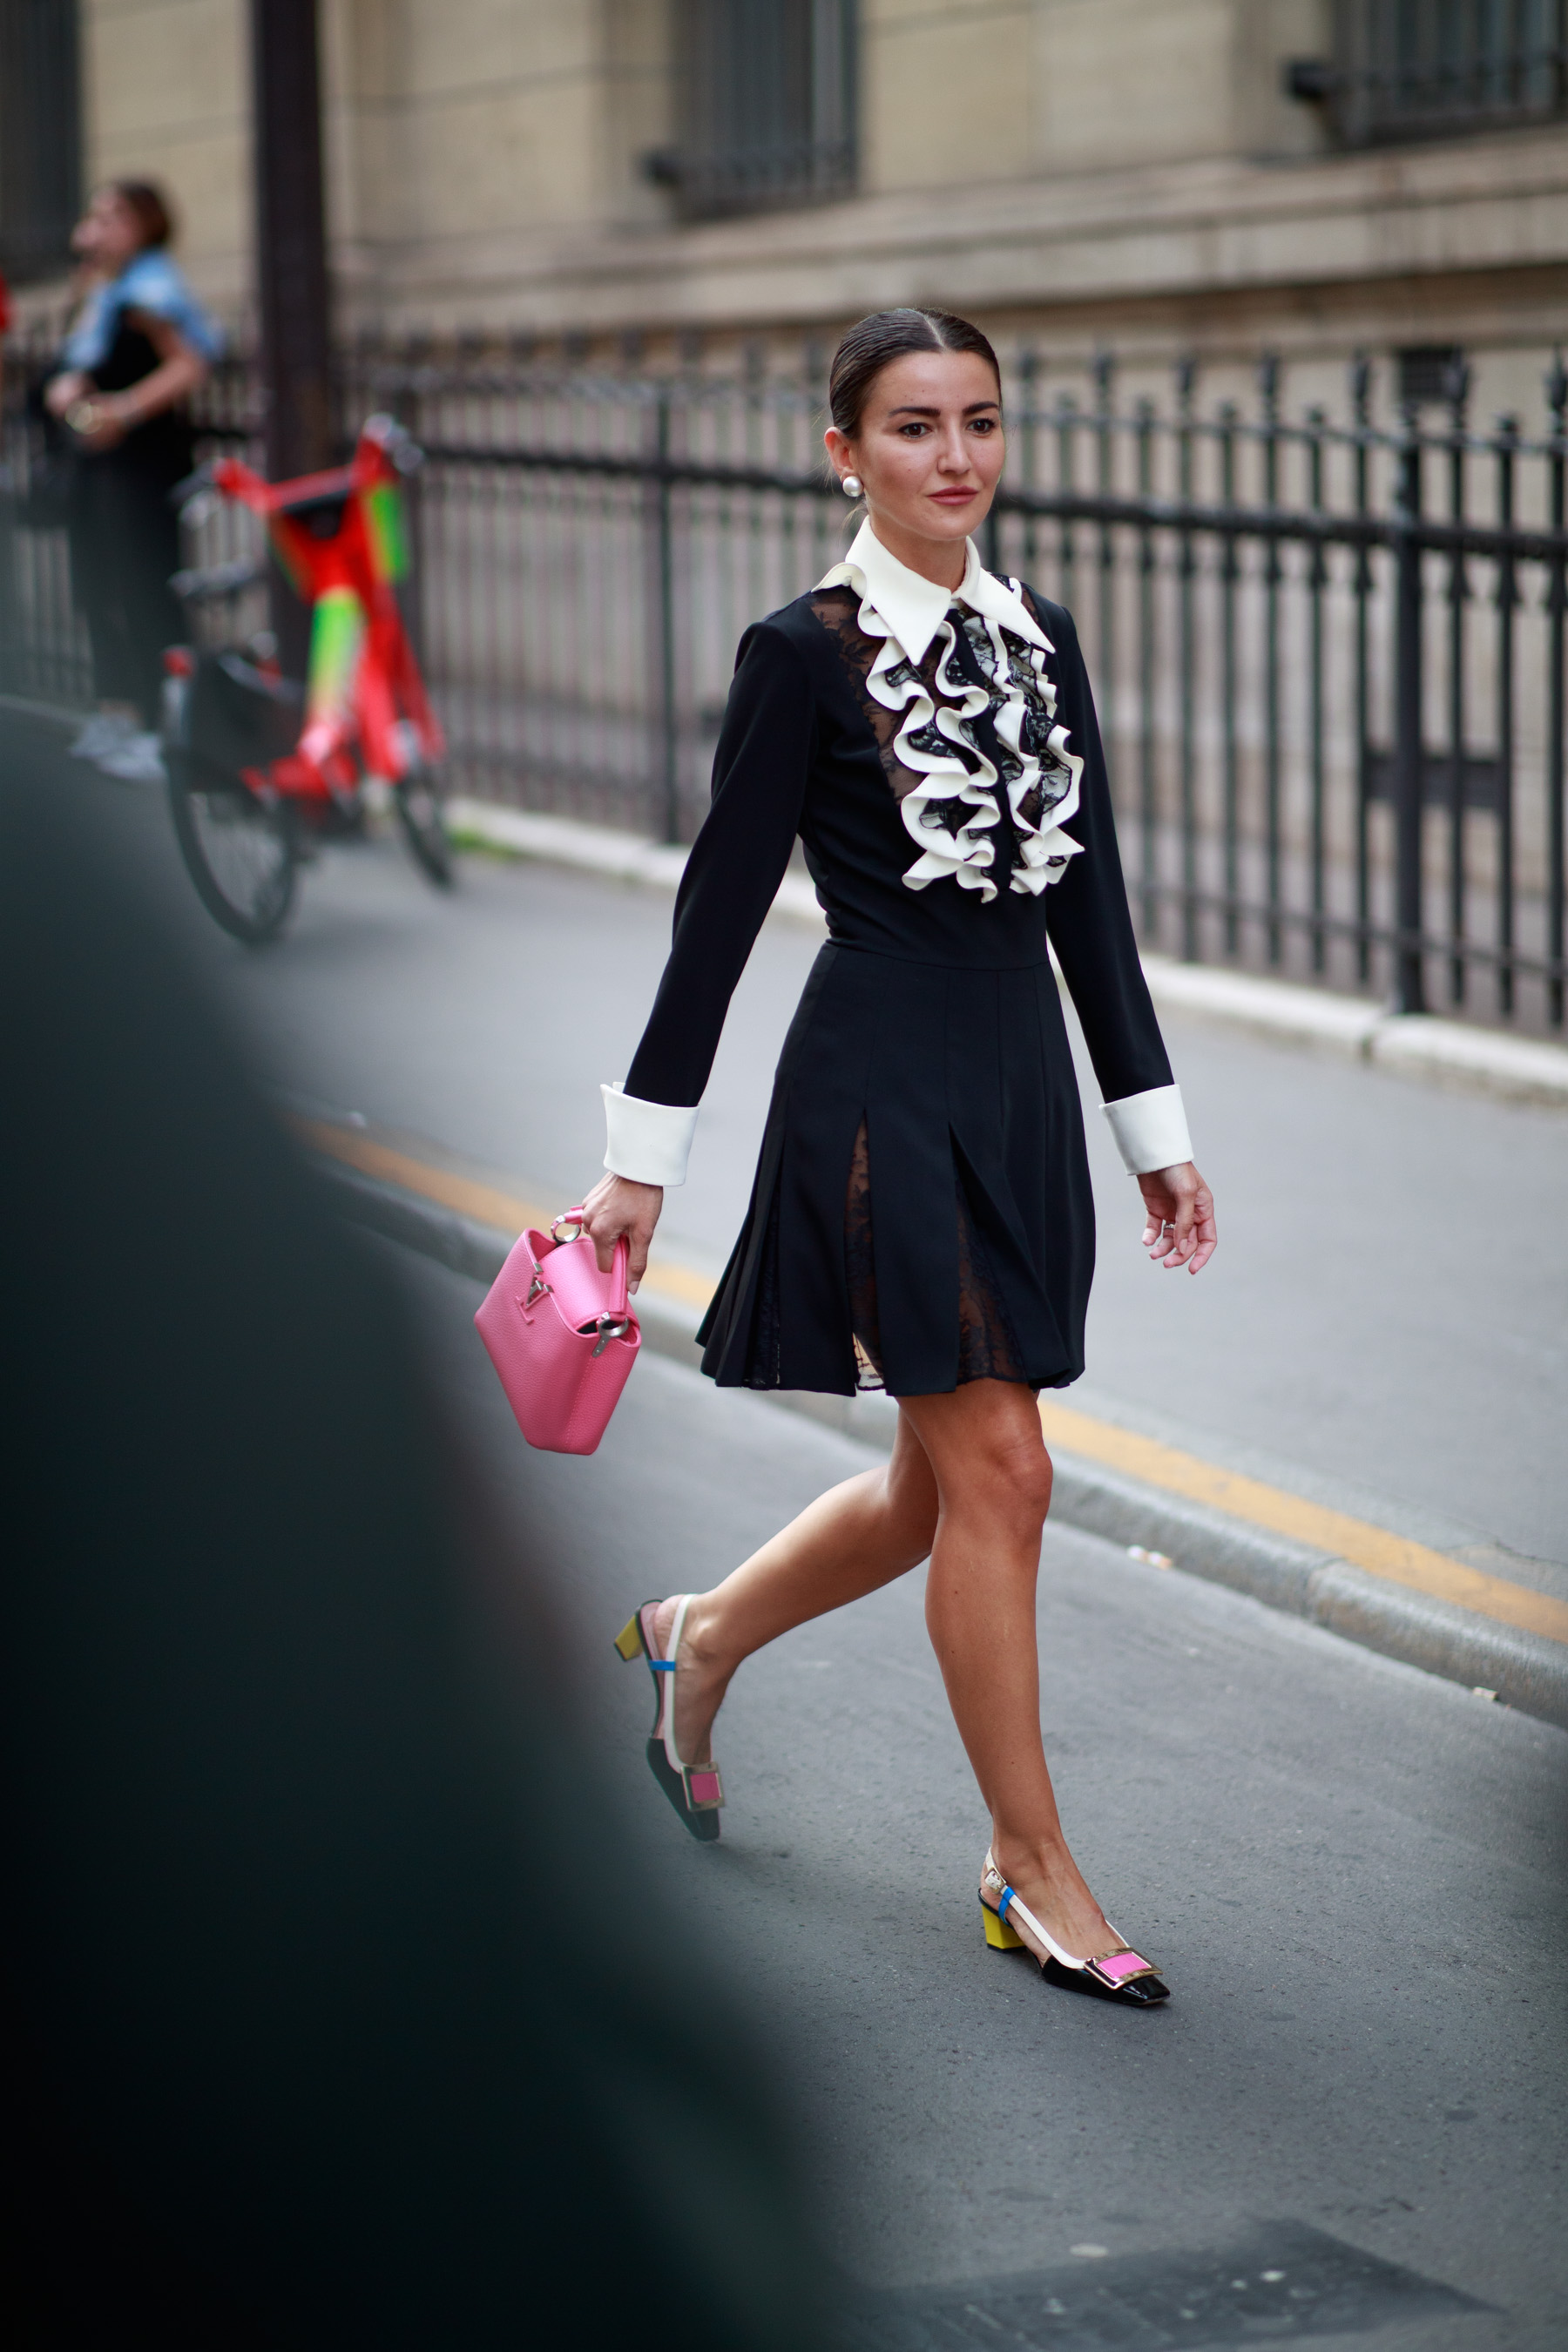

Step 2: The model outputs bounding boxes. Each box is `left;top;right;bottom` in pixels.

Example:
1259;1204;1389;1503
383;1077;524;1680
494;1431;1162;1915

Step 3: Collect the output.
474;1208;640;1456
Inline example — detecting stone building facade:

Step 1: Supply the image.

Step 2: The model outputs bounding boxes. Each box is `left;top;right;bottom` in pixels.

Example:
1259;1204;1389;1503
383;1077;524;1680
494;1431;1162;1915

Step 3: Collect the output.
1;0;1562;382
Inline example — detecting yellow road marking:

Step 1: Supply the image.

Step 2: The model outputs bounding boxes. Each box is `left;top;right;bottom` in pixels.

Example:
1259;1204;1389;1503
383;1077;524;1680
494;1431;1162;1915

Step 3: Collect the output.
293;1117;714;1314
1037;1400;1568;1648
297;1115;1567;1652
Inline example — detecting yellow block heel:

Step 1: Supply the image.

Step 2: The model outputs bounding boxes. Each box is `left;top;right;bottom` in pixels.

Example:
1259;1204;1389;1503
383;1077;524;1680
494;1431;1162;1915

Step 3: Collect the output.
613;1614;643;1662
981;1900;1024;1951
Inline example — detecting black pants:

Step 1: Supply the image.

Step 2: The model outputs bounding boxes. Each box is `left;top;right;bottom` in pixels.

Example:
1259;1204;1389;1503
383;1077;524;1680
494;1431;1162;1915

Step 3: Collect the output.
67;456;184;726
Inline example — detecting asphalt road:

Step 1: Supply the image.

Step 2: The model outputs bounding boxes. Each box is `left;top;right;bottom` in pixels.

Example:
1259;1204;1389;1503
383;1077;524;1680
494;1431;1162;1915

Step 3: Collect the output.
391;1233;1568;2350
34;762;1568;2345
193;821;1568;1584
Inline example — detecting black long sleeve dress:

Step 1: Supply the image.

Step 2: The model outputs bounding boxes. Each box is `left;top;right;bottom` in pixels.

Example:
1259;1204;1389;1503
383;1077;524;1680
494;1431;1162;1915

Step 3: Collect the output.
609;530;1188;1402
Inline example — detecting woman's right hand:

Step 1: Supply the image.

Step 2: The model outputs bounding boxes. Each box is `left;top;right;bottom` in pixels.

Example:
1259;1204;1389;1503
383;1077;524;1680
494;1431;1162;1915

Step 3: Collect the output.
580;1173;663;1294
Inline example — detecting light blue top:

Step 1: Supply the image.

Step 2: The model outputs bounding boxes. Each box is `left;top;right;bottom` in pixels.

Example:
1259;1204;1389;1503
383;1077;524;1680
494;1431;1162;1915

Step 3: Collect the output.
60;249;224;373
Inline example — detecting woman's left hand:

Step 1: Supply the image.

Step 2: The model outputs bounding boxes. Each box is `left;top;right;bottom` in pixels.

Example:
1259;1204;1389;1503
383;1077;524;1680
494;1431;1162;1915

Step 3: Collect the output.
1137;1162;1216;1274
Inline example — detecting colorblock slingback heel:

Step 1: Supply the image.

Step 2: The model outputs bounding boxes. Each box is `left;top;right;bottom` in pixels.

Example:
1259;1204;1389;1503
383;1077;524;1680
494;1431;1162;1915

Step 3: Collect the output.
978;1850;1169;2006
613;1594;724;1842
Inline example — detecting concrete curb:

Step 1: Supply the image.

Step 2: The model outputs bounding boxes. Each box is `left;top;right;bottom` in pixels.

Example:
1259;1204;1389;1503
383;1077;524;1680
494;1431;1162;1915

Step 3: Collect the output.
1141;953;1568;1109
0;690;84;739
445;797;1568;1111
319;1154;1568;1734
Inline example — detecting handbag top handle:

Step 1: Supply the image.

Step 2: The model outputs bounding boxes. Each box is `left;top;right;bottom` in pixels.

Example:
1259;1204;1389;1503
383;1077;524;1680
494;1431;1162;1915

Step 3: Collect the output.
553;1207;631;1322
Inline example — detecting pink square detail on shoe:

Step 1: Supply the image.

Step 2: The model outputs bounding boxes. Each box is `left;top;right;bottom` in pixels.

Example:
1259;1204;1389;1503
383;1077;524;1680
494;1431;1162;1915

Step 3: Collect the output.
1095;1950;1152;1984
687;1769;722;1807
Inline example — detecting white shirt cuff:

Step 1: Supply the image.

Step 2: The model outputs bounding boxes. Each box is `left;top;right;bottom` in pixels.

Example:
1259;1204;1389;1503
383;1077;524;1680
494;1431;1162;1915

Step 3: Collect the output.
601;1082;698;1187
1102;1084;1193;1176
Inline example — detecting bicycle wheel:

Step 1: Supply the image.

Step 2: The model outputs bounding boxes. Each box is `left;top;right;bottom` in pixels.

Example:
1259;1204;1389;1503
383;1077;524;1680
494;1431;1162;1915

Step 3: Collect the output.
394;763;454;888
166;746;301;944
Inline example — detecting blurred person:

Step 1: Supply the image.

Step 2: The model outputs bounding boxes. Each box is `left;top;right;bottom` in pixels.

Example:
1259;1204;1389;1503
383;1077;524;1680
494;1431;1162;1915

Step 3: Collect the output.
0;717;821;2349
44;180;221;761
585;309;1217;2009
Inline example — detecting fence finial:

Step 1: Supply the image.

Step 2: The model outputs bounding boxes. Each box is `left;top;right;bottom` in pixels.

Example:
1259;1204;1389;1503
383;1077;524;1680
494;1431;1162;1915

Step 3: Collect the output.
1546;351;1568;428
1443;353;1471;417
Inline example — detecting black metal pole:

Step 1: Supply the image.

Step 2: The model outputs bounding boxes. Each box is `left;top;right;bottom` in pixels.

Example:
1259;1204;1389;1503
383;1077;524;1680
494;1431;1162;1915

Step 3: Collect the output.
1547;355;1566;1029
655;384;680;845
251;0;331;669
1259;355;1282;967
252;0;332;481
1175;355;1197;963
1351;355;1373;985
1393;412;1426;1014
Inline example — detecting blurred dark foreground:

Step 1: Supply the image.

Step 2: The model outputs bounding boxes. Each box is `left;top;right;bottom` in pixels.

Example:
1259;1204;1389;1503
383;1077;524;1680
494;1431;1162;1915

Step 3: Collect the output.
0;716;823;2349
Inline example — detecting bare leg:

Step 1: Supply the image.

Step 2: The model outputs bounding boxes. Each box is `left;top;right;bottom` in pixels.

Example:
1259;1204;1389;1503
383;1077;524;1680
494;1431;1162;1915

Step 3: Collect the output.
899;1380;1121;1963
651;1409;938;1764
656;1377;1119;1963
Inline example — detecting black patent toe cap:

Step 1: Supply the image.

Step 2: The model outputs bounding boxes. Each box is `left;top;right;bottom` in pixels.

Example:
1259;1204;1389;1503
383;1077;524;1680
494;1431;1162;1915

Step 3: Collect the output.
1044;1956;1171;2005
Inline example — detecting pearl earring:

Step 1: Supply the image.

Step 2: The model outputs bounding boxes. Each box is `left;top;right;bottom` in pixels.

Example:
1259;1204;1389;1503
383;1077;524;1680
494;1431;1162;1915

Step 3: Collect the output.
841;473;862;497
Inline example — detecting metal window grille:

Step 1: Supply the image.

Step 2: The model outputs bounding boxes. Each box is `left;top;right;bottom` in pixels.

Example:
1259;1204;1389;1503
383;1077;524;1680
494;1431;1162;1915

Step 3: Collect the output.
1306;0;1568;145
0;0;81;283
648;0;856;219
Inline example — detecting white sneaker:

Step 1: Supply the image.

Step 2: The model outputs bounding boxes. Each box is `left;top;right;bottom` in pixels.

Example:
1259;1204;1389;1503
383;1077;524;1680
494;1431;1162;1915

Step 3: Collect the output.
69;712;139;762
96;732;168;785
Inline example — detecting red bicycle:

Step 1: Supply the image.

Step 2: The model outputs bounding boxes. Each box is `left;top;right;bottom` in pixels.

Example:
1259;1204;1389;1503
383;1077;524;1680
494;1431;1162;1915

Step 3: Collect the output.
162;414;451;943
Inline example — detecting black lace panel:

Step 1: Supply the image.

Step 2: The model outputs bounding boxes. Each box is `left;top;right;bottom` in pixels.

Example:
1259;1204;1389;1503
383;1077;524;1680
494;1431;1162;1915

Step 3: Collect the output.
953;1168;1030;1386
843;1117;883;1390
844;1117;1030;1395
810;585;970;808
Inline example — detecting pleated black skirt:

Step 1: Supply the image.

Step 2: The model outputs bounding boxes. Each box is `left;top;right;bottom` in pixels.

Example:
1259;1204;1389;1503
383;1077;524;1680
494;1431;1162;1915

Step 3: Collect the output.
696;943;1096;1399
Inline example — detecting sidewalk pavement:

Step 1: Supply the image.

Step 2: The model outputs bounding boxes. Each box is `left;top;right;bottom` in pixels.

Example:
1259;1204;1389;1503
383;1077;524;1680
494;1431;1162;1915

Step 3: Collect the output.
446;796;1568;1112
12;691;1568;1111
16;693;1567;1109
301;1110;1568;1734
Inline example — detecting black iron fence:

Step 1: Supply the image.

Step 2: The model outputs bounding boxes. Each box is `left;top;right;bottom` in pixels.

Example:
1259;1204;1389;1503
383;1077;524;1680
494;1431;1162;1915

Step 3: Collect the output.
3;328;1565;1033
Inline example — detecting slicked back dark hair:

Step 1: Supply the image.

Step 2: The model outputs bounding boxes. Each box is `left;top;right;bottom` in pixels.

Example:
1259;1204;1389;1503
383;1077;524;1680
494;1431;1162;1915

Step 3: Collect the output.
828;308;1002;438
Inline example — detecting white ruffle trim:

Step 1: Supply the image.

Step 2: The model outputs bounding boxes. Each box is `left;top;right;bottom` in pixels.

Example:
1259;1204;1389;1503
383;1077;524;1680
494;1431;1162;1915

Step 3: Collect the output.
602;1082;698;1187
1101;1085;1193;1176
824;562;1084;902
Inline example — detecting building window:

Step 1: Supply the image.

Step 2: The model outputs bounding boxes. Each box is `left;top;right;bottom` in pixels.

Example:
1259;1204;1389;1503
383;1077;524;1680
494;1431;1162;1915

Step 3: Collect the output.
1289;1;1566;146
648;0;857;220
0;0;82;282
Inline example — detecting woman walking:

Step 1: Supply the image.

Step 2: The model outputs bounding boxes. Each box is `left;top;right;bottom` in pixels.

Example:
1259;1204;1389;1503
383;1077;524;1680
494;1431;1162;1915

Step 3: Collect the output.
45;179;222;747
585;310;1215;2007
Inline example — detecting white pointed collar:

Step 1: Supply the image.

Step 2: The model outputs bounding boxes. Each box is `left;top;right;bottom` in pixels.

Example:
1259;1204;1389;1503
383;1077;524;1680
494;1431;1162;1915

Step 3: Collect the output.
817;518;1053;668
